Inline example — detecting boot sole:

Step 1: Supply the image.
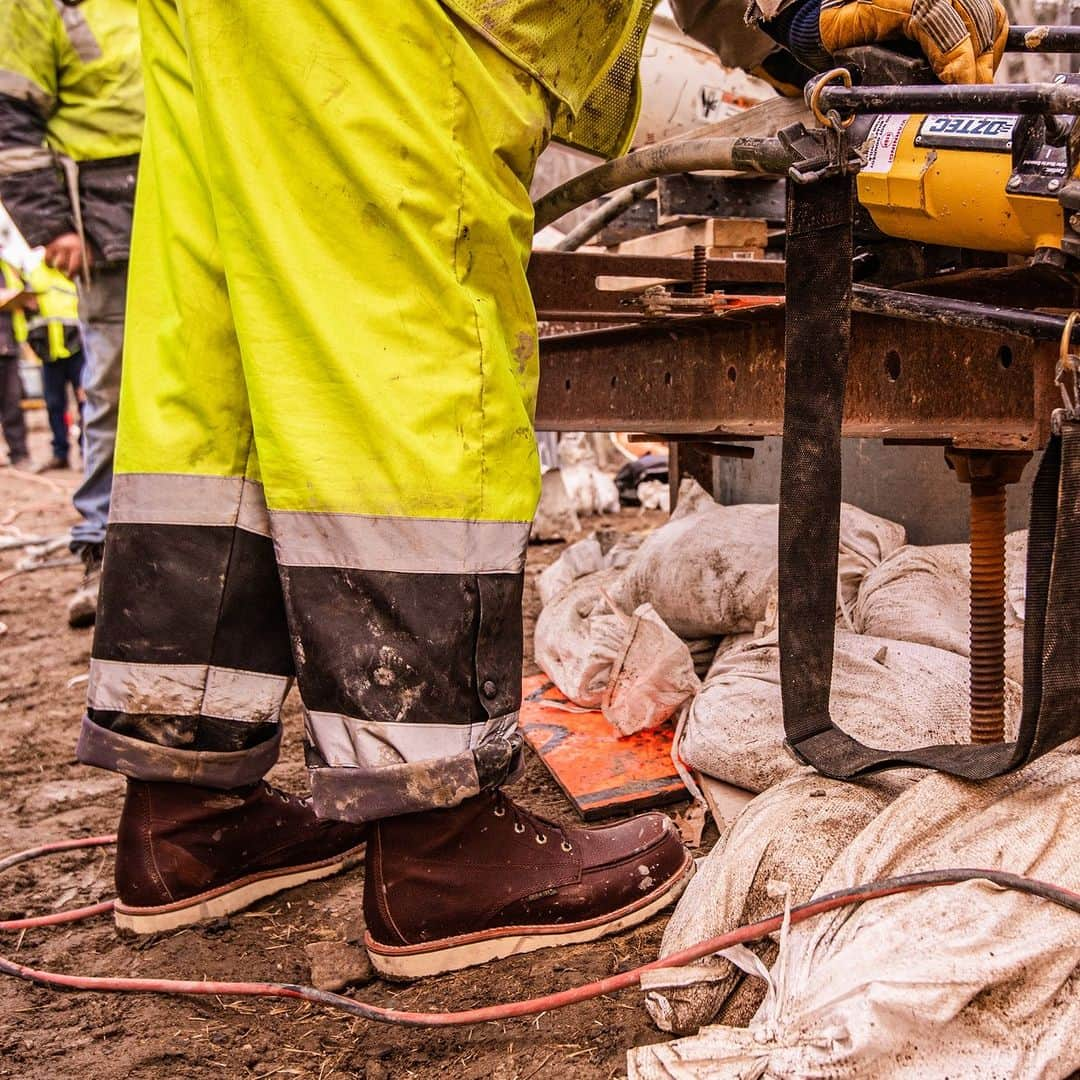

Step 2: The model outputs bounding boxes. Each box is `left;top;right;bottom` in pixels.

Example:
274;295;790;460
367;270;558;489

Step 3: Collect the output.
365;850;695;980
113;843;367;934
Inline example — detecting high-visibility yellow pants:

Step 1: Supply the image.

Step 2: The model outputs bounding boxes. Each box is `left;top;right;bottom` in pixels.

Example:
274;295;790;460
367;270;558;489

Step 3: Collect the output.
78;0;552;822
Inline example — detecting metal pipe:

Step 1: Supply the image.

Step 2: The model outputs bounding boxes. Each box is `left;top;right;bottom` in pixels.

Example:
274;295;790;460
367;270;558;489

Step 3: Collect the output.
552;179;657;252
852;284;1078;341
1007;25;1080;51
816;80;1080;117
533;137;791;231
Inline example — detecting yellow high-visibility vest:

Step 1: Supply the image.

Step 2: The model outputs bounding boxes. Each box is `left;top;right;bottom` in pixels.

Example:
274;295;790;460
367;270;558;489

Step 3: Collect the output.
443;0;659;158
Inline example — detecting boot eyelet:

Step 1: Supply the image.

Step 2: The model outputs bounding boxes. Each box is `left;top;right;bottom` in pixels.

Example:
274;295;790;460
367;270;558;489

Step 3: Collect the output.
535;833;548;845
493;807;506;818
513;822;526;834
561;841;573;852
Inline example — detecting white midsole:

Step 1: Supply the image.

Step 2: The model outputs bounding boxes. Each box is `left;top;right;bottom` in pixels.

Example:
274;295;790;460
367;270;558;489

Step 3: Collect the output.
114;848;365;934
367;856;695;980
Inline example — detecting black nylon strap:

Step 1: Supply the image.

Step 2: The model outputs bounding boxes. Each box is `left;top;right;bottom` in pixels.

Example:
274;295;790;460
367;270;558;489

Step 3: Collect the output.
779;176;1080;779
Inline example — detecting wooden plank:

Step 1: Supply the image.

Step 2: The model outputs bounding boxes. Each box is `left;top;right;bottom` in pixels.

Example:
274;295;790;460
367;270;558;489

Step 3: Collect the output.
616;218;768;258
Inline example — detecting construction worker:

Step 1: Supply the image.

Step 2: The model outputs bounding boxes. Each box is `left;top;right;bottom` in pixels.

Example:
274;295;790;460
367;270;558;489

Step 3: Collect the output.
5;261;84;473
0;0;143;627
672;0;1008;91
74;0;1006;978
0;265;29;469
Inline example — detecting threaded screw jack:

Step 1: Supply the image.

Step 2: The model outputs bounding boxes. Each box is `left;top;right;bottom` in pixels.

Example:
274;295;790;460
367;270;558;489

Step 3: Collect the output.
945;448;1031;744
692;245;707;298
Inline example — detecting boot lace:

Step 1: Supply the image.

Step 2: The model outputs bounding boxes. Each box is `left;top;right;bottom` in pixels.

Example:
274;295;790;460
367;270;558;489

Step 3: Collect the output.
491;791;573;853
259;781;307;808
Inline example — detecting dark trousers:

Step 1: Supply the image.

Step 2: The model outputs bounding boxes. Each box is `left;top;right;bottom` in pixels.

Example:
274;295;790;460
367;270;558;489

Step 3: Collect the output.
0;355;28;464
40;350;85;460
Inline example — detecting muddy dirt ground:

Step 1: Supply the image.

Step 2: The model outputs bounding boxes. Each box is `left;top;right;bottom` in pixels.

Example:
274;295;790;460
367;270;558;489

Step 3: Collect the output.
0;413;701;1080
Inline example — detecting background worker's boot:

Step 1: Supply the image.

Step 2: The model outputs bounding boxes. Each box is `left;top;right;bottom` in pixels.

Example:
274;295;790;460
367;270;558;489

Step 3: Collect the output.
114;779;367;933
34;455;69;473
363;790;693;979
68;542;103;628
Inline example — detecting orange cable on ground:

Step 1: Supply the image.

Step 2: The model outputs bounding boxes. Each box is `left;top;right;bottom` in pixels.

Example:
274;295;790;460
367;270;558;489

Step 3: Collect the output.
1;834;1078;1028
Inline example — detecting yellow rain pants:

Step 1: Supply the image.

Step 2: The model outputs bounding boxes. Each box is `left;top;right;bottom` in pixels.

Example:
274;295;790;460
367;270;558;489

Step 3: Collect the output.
79;0;559;822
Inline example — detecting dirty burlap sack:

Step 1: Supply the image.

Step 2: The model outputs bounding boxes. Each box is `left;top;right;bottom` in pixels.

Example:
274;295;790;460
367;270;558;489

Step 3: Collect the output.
854;530;1028;682
680;629;1022;793
611;480;906;639
645;770;913;1035
537;530;647;609
602;602;701;736
631;751;1080;1079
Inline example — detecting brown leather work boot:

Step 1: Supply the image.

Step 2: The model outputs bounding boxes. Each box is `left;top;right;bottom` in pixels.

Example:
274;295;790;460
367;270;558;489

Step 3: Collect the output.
363;791;693;979
114;779;367;934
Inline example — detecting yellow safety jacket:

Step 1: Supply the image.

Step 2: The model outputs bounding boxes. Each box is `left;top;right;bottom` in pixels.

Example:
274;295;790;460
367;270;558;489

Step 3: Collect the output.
444;0;660;158
1;260;80;360
0;0;142;258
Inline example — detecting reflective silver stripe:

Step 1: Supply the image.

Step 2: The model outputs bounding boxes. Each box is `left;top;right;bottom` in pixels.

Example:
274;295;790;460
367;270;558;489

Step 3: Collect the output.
270;513;530;574
0;71;54;111
88;659;290;723
54;0;103;63
305;710;518;769
0;144;56;177
110;473;271;537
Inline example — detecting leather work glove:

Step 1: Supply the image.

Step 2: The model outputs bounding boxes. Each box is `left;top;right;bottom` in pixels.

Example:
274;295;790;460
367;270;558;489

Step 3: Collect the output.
760;0;1008;84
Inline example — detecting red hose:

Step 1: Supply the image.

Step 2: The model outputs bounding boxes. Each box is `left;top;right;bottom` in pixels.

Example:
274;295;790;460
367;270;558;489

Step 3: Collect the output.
2;835;1078;1028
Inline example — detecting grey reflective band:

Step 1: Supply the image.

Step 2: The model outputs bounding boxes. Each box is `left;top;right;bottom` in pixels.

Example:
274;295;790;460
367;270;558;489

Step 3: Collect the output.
0;144;57;177
54;0;103;63
270;512;530;573
88;659;290;723
0;71;54;112
305;709;519;769
110;473;271;537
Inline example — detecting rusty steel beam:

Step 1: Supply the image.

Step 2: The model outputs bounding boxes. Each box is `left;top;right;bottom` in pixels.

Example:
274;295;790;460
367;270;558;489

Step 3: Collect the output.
536;307;1056;450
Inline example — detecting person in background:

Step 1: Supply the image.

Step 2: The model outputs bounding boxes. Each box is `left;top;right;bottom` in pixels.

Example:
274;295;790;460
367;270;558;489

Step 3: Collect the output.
0;269;29;469
0;0;143;627
22;266;84;473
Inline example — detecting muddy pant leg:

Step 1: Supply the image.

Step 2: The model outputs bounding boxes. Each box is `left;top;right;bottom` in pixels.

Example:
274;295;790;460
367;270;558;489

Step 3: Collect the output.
71;266;126;550
76;0;293;787
178;0;551;822
39;354;70;459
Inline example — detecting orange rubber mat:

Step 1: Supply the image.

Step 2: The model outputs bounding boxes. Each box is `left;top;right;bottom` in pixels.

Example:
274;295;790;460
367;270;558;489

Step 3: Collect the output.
518;674;689;820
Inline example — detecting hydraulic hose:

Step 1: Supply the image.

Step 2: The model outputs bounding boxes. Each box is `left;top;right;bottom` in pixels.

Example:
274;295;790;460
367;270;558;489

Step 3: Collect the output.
1;834;1078;1028
533;137;791;231
552;179;658;252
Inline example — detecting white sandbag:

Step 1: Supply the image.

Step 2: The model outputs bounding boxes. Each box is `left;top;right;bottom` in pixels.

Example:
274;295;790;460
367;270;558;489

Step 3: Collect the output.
531;468;580;542
533;569;624;707
680;629;1022;793
1006;529;1027;623
537;530;647;608
613;480;905;639
855;531;1028;681
630;752;1080;1080
603;603;701;735
558;433;621;515
637;479;671;512
562;463;622;515
853;543;971;654
646;770;913;1035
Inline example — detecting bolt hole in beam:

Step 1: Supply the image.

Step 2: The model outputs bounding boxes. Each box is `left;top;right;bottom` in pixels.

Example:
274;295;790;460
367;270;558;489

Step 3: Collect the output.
664;371;673;386
610;375;618;388
727;366;738;383
998;345;1013;370
885;349;902;382
564;378;572;391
